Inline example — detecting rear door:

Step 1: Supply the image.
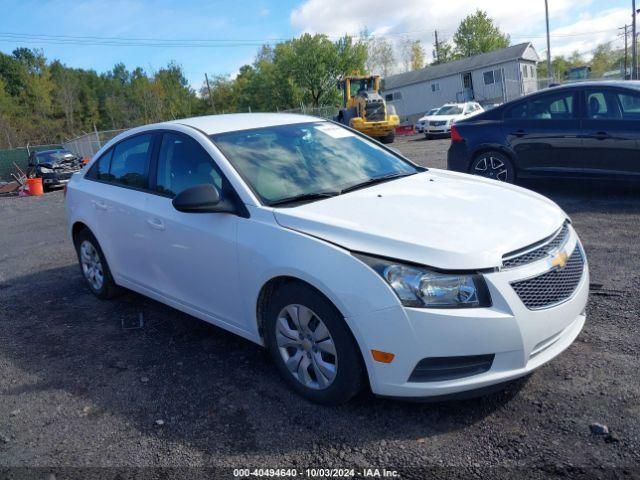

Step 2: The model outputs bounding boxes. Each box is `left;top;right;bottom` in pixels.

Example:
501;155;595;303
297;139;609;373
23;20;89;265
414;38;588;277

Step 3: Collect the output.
90;133;157;287
502;89;583;177
580;86;640;177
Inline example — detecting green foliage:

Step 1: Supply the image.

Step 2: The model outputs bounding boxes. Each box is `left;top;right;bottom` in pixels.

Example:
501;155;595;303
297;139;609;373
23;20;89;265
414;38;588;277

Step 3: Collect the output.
202;34;367;111
0;48;204;149
453;10;510;58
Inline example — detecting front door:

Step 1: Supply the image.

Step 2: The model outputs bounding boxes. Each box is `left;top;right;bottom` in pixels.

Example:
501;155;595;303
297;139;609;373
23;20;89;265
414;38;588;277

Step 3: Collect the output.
462;72;474;100
502;89;583;176
144;131;243;328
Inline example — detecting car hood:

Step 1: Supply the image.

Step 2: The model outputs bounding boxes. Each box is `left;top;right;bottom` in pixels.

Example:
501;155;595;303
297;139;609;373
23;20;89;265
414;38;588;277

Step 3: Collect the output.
430;114;460;122
273;170;565;270
38;159;81;169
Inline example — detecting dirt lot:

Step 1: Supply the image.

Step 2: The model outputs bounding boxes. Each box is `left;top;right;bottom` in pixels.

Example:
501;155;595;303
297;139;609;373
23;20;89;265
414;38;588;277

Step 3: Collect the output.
1;134;639;479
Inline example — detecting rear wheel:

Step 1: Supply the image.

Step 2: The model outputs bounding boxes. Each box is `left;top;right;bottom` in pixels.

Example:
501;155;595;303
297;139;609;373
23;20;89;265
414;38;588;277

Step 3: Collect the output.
74;229;120;299
470;151;515;183
264;282;365;405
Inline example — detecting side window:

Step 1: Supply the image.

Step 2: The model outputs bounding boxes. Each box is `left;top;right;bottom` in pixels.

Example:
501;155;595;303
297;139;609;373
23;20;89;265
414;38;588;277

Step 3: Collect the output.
87;148;113;181
616;90;640;119
505;92;574;120
586;91;613;119
109;134;152;188
156;133;223;197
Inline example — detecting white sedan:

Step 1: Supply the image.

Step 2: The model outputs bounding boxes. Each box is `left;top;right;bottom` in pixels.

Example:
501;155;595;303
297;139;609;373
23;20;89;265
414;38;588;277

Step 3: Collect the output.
65;113;588;404
415;108;441;133
425;102;484;137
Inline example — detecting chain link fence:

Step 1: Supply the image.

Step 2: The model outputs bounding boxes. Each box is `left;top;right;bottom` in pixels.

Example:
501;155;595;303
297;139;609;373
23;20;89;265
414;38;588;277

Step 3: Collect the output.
63;129;128;159
280;105;338;120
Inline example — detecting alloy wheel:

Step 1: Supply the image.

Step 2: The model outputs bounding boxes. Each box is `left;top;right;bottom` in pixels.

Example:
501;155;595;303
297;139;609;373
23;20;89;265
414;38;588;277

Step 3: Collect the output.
474;155;509;181
275;304;337;390
80;240;104;291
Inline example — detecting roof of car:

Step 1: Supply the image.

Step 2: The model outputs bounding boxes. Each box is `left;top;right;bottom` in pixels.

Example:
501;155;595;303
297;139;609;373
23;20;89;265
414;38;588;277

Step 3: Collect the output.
164;112;323;135
35;149;72;155
551;80;640;90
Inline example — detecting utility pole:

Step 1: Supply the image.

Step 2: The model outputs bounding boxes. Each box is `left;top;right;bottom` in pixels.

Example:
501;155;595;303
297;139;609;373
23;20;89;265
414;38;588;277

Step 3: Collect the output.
434;30;440;63
545;0;552;81
623;25;629;78
633;0;637;79
204;73;217;114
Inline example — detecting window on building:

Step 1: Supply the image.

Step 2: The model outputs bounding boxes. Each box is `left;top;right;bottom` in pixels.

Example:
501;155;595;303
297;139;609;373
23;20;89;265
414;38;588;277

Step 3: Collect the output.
483;71;495;85
522;65;529;78
484;69;503;86
393;92;403;100
385;93;393;101
431;83;440;92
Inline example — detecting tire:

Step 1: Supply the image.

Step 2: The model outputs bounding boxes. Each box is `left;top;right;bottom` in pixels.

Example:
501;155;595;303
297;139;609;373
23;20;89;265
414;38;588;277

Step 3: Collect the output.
379;131;395;144
74;229;120;299
264;282;365;405
470;151;516;183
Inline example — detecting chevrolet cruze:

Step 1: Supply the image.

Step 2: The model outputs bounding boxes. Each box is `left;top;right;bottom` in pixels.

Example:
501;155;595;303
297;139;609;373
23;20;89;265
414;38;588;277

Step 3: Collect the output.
65;113;589;405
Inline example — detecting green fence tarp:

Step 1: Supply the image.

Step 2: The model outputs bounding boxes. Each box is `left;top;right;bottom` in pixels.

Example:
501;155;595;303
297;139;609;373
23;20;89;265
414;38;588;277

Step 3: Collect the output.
0;145;62;182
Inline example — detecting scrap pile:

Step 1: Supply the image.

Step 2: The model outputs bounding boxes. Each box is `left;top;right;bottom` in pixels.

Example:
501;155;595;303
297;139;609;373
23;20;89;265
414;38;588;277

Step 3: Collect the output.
0;162;30;196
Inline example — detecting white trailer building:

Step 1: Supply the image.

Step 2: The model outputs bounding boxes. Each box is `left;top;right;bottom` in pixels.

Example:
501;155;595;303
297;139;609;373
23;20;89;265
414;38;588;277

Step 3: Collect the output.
382;43;540;124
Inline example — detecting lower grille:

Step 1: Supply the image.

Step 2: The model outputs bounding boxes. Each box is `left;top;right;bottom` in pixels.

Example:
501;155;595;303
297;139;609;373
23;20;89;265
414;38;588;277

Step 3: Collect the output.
408;354;495;382
511;245;585;310
430;120;447;126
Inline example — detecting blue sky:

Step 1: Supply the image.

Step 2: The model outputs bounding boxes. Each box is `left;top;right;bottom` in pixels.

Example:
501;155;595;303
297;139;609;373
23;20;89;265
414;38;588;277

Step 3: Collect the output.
0;0;631;89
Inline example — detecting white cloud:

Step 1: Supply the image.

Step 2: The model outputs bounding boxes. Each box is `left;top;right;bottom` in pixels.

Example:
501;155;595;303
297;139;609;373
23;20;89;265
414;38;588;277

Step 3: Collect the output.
290;0;625;65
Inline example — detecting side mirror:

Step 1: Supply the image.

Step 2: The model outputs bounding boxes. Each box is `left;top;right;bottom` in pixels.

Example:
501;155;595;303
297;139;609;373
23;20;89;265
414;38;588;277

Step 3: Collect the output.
172;184;235;214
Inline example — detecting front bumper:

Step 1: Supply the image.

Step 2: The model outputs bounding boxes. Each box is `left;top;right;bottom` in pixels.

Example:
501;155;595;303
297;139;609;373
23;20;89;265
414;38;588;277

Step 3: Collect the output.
355;230;589;398
39;171;77;186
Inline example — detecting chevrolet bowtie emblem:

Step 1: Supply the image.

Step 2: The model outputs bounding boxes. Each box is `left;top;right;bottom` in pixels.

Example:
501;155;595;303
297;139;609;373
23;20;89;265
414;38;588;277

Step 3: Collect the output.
551;251;568;269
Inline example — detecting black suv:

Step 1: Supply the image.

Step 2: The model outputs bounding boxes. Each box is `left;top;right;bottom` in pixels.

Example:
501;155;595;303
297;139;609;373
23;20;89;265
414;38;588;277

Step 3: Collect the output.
27;149;84;190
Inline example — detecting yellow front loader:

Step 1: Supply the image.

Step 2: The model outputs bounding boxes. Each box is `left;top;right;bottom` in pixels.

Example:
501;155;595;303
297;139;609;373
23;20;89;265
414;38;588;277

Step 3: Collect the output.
336;75;399;144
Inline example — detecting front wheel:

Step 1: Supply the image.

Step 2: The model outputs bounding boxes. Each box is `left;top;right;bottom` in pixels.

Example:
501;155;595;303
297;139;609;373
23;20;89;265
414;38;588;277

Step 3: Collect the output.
379;131;395;144
264;283;365;405
470;151;515;183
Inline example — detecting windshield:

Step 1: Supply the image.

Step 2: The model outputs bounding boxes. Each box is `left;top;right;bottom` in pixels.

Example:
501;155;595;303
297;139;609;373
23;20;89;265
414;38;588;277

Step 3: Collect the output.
35;150;76;164
211;122;419;205
427;108;439;115
437;106;463;115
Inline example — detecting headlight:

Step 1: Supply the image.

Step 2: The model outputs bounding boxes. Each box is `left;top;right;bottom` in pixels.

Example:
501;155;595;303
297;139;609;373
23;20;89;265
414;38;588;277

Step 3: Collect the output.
355;254;491;308
38;166;54;173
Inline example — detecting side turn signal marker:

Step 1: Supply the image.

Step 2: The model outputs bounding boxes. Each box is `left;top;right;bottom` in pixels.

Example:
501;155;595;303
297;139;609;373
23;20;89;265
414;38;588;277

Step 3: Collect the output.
371;350;395;363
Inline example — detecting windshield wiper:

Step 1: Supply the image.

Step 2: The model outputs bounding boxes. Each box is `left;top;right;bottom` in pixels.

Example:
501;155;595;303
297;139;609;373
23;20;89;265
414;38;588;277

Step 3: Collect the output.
269;191;339;207
339;171;417;194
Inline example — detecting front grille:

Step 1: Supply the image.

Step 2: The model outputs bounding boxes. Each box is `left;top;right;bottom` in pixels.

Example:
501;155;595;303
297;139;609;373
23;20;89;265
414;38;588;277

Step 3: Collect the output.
365;101;386;121
503;222;570;269
511;245;585;310
430;120;447;126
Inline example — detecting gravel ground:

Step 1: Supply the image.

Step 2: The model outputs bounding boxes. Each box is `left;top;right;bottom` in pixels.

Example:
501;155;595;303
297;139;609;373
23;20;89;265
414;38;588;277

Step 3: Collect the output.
1;134;639;479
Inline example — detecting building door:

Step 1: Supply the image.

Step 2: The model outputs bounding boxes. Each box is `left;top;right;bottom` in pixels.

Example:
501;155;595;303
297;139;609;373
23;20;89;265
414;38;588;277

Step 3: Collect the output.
462;72;474;100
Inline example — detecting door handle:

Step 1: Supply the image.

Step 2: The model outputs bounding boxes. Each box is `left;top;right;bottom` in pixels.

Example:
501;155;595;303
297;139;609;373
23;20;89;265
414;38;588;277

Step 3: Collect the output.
92;200;108;211
147;218;165;231
511;129;527;137
589;131;610;140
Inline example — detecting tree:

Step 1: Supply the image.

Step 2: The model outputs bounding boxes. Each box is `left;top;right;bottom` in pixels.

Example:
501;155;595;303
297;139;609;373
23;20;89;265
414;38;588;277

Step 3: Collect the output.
410;40;426;70
363;30;396;76
275;33;366;106
453;10;510;58
399;39;426;72
432;40;458;65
